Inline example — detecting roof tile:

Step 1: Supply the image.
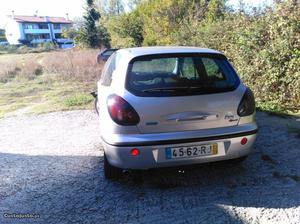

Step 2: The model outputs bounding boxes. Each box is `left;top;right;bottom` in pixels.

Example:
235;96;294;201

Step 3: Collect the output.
12;15;72;24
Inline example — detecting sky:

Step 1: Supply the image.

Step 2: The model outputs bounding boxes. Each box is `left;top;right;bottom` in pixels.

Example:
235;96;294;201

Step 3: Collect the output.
0;0;273;29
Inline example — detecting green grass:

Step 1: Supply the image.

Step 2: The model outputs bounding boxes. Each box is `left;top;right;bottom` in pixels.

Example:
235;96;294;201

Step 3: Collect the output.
64;94;93;107
257;101;300;118
1;75;299;119
0;74;96;118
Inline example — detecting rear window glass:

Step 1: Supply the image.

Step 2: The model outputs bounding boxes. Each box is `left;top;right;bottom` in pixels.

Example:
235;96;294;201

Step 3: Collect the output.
126;54;240;97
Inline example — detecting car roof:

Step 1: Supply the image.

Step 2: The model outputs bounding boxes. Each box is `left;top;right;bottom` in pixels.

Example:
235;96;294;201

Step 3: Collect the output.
118;46;224;59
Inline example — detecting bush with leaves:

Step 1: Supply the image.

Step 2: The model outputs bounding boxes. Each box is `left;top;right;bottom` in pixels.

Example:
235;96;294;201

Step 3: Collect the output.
103;0;299;112
105;10;143;47
160;0;300;112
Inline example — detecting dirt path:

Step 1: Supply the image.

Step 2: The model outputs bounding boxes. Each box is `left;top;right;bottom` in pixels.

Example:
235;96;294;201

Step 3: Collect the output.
0;110;299;223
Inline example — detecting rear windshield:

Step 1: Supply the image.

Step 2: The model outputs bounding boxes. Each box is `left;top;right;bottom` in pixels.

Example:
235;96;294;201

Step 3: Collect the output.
126;54;240;97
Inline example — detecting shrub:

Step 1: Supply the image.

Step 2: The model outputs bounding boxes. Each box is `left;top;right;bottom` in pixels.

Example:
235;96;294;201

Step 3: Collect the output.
0;45;18;54
20;61;43;80
104;0;299;113
0;49;102;83
169;0;300;112
0;43;57;54
41;49;101;82
0;61;21;83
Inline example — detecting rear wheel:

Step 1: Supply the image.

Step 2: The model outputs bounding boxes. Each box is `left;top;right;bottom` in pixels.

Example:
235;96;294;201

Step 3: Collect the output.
94;97;99;115
104;153;122;179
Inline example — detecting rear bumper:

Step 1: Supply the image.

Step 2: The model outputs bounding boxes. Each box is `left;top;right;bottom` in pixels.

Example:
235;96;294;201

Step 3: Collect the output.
102;123;258;169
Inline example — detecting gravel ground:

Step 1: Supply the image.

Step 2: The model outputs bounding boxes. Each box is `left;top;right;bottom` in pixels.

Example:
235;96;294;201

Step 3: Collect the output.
0;110;300;224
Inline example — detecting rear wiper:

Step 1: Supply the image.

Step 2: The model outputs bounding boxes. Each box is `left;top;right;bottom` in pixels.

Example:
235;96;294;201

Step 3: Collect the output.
142;86;203;93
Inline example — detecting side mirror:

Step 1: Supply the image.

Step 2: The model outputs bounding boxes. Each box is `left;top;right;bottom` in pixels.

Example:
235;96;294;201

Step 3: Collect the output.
96;53;107;64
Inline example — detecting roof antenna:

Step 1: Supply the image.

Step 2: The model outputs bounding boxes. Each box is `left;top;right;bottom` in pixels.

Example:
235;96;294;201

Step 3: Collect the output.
11;10;15;18
34;10;38;17
65;13;69;20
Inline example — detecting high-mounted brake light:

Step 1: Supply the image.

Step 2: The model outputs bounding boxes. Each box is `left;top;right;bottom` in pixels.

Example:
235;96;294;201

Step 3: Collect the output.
237;87;255;117
107;94;140;126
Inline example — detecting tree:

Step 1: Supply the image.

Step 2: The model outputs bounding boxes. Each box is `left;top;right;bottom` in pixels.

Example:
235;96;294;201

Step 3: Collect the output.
128;0;142;10
62;27;77;40
77;0;107;48
107;10;143;47
95;0;108;15
108;0;124;15
97;20;111;48
206;0;226;22
102;0;300;111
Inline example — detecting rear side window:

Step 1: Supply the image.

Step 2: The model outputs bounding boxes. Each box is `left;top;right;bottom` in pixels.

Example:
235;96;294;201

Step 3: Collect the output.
126;54;240;97
100;53;116;86
102;49;117;57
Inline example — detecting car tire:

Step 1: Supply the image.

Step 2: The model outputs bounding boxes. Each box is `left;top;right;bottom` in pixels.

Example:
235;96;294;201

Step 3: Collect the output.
95;97;99;115
104;153;122;179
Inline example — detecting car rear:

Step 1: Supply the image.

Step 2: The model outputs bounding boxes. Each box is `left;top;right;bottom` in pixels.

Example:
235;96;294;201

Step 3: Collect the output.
98;47;257;177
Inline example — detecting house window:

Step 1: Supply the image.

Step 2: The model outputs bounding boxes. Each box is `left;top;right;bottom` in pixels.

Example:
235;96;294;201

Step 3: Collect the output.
25;34;33;41
38;23;48;29
40;34;50;39
53;24;61;29
55;33;62;39
24;23;38;29
24;23;48;29
25;33;50;41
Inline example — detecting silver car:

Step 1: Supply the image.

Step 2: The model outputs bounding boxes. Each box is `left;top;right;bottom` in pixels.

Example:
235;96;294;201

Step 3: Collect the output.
96;47;257;179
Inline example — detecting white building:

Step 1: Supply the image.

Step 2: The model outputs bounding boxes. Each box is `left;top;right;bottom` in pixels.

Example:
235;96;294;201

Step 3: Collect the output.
5;15;72;45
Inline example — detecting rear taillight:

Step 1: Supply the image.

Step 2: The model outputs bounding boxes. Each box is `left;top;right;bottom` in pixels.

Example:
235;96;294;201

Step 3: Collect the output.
131;148;140;156
107;94;140;126
238;87;255;117
241;137;248;145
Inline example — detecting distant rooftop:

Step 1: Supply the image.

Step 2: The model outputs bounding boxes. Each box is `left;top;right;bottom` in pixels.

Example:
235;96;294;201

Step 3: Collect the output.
9;15;72;24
